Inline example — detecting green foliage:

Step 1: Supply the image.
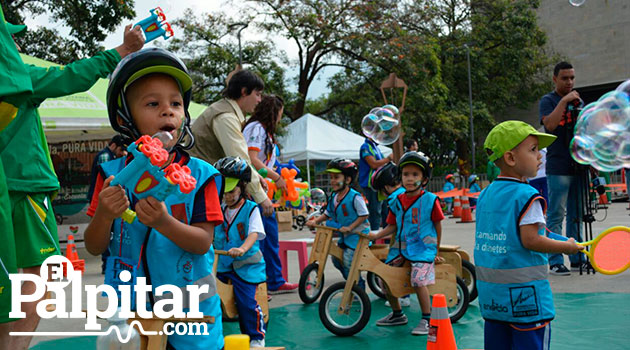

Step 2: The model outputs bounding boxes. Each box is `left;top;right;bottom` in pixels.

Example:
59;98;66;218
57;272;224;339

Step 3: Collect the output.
164;8;290;107
1;0;135;64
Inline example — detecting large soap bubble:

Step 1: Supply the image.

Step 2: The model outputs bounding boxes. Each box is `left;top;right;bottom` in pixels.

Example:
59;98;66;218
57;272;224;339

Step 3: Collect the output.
361;105;401;145
571;80;630;171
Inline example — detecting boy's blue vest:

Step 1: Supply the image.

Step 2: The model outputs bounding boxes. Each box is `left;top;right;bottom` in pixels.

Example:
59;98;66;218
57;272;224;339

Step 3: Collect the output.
214;199;266;284
325;188;370;249
101;153;224;350
443;182;455;203
388;190;439;262
383;187;406;263
474;178;555;324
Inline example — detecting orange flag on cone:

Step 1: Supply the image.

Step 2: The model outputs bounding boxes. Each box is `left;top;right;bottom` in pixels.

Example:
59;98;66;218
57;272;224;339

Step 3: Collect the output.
427;294;457;350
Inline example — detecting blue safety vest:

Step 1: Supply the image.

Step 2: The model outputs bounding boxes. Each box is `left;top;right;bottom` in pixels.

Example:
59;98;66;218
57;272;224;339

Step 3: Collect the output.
384;187;406;263
388;191;439;262
325;188;370;249
214;199;266;284
474;178;555;324
101;152;224;350
443;181;455;203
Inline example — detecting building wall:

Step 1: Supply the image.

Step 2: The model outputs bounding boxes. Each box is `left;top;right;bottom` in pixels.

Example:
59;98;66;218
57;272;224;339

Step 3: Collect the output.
508;0;630;127
537;0;630;88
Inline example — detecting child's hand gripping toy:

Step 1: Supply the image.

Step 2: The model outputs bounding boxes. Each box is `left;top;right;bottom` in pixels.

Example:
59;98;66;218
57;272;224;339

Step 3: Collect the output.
110;135;197;223
135;7;174;43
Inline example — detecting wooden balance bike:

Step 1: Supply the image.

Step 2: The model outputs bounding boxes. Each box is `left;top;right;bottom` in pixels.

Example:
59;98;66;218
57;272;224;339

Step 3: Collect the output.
214;250;270;324
313;226;471;336
298;225;389;304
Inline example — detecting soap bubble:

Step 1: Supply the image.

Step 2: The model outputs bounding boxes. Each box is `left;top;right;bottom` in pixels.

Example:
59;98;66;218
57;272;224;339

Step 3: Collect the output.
361;105;401;145
569;0;586;7
571;80;630;171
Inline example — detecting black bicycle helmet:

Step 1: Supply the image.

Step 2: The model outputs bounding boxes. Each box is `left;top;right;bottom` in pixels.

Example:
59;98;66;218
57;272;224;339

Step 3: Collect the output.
106;48;195;149
370;162;399;191
214;157;252;192
398;151;433;184
326;158;358;183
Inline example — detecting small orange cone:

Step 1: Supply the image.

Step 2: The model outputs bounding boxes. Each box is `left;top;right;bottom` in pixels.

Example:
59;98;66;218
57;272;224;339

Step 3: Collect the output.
427;294;457;350
64;234;85;276
451;196;461;218
457;196;475;224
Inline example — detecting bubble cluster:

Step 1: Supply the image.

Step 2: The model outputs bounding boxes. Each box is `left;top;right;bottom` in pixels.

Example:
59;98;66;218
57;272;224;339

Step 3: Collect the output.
570;81;630;171
361;104;401;145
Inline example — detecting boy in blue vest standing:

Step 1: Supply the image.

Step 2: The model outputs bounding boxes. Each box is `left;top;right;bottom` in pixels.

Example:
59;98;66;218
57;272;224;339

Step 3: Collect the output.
85;49;225;350
370;162;411;307
307;158;370;288
213;157;267;348
468;174;481;208
370;151;445;335
476;121;583;350
442;174;455;214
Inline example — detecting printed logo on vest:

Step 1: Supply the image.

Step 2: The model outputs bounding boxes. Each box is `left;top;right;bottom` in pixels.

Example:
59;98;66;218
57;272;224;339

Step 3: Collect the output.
237;223;246;241
342;204;348;217
177;252;194;281
170;203;188;224
482;299;508;313
509;286;539;317
412;208;418;224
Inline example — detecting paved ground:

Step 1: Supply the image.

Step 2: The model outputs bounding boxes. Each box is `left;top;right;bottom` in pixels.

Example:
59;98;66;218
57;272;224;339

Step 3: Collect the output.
29;200;630;347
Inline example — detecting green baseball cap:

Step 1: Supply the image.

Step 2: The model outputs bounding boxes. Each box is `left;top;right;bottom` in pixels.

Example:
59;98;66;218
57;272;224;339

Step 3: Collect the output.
5;21;26;36
224;177;240;192
484;121;557;162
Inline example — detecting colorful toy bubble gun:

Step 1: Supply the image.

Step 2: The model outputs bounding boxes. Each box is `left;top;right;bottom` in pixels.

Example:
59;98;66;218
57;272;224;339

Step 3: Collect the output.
135;7;174;43
111;135;197;223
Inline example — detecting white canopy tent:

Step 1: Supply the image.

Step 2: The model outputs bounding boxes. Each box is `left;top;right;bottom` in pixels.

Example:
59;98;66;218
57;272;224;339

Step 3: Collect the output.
278;113;392;185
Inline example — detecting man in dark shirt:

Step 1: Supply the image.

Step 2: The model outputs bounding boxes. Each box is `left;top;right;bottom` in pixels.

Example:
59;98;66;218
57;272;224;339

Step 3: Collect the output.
539;61;584;276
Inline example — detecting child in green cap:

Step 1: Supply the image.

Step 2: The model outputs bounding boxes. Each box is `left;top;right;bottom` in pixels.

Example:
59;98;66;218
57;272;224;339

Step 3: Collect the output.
474;120;583;350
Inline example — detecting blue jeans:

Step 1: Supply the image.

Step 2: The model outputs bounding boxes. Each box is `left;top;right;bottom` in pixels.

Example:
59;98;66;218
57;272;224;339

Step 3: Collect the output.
217;272;265;340
529;177;549;206
546;174;583;265
331;247;365;290
258;208;287;290
362;186;381;230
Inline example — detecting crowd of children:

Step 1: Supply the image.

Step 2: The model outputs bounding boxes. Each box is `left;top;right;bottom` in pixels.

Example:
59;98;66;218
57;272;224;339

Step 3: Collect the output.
76;46;583;350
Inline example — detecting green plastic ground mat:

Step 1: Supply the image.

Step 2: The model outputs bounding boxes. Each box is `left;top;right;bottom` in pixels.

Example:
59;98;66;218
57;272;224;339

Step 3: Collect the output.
223;293;630;350
30;293;630;349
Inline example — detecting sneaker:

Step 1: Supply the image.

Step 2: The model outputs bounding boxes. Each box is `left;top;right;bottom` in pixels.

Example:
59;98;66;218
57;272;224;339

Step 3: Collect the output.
411;319;429;335
376;312;408;326
385;296;411;307
268;282;298;295
549;264;571;276
250;339;265;348
267;294;273;302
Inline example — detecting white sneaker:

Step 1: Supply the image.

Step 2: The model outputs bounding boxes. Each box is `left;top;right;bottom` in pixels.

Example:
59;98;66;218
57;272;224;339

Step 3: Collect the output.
385;296;411;307
250;338;265;348
411;319;429;335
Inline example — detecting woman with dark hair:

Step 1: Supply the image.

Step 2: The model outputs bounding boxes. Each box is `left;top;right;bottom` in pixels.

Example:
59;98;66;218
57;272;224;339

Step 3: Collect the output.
243;94;298;294
243;94;287;193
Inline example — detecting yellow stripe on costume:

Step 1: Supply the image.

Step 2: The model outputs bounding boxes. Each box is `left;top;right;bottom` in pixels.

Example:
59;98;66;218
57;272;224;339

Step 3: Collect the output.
0;101;18;132
27;195;47;223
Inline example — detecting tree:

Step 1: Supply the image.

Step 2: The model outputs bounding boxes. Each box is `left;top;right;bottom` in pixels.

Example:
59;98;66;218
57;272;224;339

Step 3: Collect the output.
164;8;290;107
1;0;135;64
318;0;552;174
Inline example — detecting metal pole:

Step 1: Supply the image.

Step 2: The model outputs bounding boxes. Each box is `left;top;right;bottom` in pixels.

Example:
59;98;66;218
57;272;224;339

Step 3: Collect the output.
306;156;311;189
466;45;475;170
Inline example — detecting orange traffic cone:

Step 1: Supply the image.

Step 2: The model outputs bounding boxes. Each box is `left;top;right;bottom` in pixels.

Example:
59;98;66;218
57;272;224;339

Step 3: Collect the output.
451;196;461;218
427;294;457;350
457;196;475;224
64;234;85;276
